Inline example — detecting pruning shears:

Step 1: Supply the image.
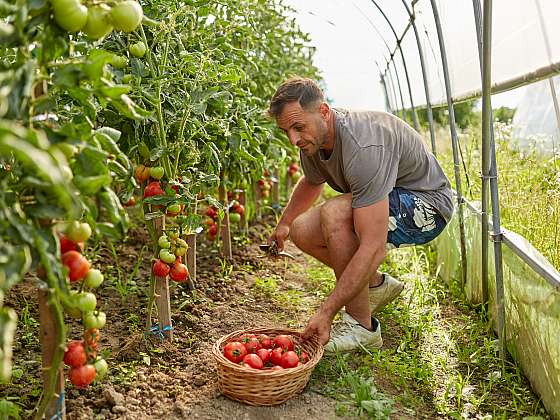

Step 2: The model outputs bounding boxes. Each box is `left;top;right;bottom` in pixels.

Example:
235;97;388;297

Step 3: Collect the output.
258;240;295;260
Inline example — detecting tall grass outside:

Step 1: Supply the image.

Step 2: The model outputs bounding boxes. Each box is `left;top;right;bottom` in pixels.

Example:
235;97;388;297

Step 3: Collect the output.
434;122;560;269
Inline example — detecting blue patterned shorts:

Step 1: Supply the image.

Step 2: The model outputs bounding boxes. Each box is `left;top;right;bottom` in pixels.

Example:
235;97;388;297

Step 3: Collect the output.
386;188;447;249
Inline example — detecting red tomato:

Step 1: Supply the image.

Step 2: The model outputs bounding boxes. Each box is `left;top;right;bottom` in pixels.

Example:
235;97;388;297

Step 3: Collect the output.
69;364;96;388
208;224;218;236
299;351;310;364
270;347;284;366
205;207;217;219
244;338;261;354
273;335;294;351
152;259;170;277
280;351;299;369
123;196;136;207
257;348;271;363
59;234;79;254
61;251;90;282
258;334;273;349
63;341;86;368
143;181;165;198
169;262;189;282
237;333;257;343
242;354;263;369
270;365;283;371
223;342;247;363
234;205;245;216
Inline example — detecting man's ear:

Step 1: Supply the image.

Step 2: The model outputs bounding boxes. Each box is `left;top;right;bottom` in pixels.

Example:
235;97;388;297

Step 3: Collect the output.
319;102;330;120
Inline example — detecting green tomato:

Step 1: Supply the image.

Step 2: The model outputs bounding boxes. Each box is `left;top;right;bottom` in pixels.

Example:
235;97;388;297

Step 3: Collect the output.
176;238;187;248
76;292;97;313
159;249;176;264
65;221;92;243
93;358;108;380
83;4;113;40
110;0;143;32
138;142;150;159
158;235;170;249
83;311;106;329
129;41;146;58
149;166;164;180
166;203;181;216
52;0;88;32
229;212;241;224
84;269;104;288
174;246;187;257
110;54;128;69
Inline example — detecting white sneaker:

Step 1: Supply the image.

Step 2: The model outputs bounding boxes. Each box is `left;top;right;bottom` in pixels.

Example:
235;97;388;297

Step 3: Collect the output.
324;311;382;353
369;273;404;313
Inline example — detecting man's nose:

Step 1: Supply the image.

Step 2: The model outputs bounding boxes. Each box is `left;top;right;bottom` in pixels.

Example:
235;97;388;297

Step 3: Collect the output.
287;131;299;146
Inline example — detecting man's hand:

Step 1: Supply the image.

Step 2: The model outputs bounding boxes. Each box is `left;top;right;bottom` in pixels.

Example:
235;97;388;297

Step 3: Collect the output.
269;222;290;252
302;310;333;345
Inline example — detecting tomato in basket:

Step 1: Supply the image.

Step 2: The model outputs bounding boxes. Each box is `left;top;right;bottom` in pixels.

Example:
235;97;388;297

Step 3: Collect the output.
273;334;294;351
223;342;247;363
242;354;264;369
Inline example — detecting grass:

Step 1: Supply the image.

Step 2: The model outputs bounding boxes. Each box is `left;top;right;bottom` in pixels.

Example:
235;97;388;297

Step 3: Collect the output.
435;121;560;269
306;245;549;418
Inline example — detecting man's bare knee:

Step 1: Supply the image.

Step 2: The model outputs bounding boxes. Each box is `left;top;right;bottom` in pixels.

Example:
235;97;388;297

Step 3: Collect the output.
289;214;308;249
320;195;353;239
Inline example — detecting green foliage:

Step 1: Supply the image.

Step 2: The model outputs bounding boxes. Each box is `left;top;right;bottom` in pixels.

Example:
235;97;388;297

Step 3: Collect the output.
417;99;481;129
493;106;516;123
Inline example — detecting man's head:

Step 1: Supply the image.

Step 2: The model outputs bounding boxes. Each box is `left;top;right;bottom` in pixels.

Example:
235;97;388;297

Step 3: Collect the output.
269;77;332;156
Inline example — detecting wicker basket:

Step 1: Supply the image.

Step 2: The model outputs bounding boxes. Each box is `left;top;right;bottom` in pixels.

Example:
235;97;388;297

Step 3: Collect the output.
212;327;324;406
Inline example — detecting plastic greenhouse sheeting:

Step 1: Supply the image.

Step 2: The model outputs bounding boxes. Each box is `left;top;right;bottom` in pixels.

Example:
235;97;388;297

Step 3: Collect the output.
433;202;560;419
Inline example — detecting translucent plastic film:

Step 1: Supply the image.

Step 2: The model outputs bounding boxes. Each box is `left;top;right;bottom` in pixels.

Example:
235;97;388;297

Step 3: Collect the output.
434;203;560;419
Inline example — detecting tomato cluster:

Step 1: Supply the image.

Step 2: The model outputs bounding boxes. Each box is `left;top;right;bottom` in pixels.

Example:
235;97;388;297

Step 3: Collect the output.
152;232;189;282
228;191;245;224
135;164;186;217
223;333;309;370
63;329;107;389
287;162;301;181
257;171;273;199
51;0;143;40
204;206;219;241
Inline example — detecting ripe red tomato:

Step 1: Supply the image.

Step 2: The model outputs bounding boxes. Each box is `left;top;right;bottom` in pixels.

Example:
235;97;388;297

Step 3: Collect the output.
280;351;299;369
271;365;283;371
244;338;261;354
61;251;90;282
169;263;189;282
273;335;294;351
134;165;150;183
257;348;271;363
152;259;170;277
123;196;136;207
234;205;245;216
69;364;96;388
208;224;218;236
242;354;263;370
143;181;165;198
270;347;284;366
258;334;273;349
59;234;79;254
63;341;86;368
237;333;257;343
223;342;247;363
299;351;310;364
205;207;217;219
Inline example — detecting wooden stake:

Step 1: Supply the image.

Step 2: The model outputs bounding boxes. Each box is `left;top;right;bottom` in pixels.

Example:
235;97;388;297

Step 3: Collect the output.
185;233;196;289
38;289;66;420
218;181;232;259
238;189;247;231
152;216;173;340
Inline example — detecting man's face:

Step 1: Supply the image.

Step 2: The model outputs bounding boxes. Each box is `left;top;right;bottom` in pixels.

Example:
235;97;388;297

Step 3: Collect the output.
275;101;329;156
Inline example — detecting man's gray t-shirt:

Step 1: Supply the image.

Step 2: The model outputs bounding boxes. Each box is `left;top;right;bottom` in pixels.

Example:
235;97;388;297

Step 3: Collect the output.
300;109;454;221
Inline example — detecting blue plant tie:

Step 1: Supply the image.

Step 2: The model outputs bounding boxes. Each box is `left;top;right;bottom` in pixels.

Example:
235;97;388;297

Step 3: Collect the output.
148;324;173;339
49;390;65;420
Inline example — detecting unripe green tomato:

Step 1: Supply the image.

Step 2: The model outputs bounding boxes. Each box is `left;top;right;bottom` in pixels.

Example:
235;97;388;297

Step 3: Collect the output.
52;0;88;32
84;269;104;288
138;142;150;159
166;203;181;216
149;166;164;180
65;221;92;243
76;292;97;312
110;54;128;69
83;4;113;40
83;311;106;329
158;235;170;249
159;249;176;264
176;238;187;248
129;41;146;58
93;358;108;380
174;246;187;257
229;212;241;224
110;0;143;32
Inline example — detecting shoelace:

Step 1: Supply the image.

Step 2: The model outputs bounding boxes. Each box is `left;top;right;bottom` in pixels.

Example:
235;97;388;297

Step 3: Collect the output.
331;319;356;338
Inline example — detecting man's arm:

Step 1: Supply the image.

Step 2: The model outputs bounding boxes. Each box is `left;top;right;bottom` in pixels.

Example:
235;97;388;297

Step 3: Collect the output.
303;197;389;344
270;176;323;250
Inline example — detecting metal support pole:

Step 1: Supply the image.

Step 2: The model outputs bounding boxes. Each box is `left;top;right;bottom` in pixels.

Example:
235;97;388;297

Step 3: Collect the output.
380;74;391;112
391;60;407;120
370;0;420;130
386;63;401;116
429;0;468;289
401;0;437;155
481;0;507;359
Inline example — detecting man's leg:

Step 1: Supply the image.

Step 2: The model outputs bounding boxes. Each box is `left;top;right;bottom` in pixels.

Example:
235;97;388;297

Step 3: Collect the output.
290;194;371;329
